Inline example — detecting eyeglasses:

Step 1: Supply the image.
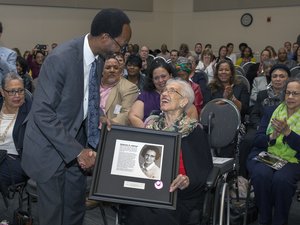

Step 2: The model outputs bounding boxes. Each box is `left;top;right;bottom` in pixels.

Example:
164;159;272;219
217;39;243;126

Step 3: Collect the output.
162;87;183;97
108;34;128;54
285;90;300;97
3;88;25;96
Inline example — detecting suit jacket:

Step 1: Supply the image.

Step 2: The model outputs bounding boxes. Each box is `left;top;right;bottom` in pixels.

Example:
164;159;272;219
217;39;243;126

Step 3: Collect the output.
104;78;138;125
0;47;17;81
21;36;100;182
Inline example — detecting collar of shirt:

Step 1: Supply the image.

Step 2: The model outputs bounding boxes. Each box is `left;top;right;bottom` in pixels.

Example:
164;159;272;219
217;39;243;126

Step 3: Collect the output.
83;34;98;67
141;162;156;171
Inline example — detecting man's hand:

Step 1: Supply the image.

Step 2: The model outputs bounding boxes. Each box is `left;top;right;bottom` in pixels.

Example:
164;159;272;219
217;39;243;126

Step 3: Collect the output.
77;148;96;170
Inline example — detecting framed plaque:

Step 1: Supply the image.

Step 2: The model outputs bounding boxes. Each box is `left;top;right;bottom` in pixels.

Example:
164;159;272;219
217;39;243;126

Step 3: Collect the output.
89;124;181;209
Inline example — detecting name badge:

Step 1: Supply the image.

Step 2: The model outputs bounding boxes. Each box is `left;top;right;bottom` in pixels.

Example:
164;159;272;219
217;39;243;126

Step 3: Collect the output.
113;104;122;114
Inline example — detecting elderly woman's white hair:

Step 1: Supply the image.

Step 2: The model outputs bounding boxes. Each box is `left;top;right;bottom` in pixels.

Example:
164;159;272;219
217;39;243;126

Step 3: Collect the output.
165;78;195;111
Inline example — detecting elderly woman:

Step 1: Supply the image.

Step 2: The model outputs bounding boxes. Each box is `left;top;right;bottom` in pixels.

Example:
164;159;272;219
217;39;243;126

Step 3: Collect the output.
247;78;300;225
0;72;31;198
100;56;139;126
239;64;290;178
129;58;198;128
123;79;213;225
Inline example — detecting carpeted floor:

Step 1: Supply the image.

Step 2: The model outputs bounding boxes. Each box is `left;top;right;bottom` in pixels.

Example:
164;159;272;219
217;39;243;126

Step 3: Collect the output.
1;191;300;225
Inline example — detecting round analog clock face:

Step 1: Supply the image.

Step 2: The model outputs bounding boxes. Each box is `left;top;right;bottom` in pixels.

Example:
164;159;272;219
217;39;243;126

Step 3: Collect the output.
241;13;253;27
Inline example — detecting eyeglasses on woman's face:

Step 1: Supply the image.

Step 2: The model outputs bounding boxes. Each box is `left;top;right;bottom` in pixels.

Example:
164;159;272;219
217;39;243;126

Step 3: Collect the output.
3;88;25;96
161;87;183;97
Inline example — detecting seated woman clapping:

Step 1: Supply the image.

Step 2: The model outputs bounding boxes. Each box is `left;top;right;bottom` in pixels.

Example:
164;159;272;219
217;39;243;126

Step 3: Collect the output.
247;78;300;225
0;72;32;197
122;79;213;225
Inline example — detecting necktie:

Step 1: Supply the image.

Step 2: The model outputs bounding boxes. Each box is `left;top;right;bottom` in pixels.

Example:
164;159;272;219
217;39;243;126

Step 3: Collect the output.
87;60;100;149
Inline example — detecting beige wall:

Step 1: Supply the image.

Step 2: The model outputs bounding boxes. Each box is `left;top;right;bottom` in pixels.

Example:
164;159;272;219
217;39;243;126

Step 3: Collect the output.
0;0;299;55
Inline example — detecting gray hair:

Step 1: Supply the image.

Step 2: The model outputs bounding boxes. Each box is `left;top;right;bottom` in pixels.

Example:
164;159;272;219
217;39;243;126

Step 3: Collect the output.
166;78;195;111
1;72;24;89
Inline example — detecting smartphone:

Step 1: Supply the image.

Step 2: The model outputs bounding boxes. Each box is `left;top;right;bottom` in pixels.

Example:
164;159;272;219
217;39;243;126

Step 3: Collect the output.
35;44;47;51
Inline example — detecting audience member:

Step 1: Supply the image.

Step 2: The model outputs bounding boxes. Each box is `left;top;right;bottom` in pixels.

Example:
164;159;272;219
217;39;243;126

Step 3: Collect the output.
247;77;300;225
157;43;170;60
176;57;203;115
246;48;271;88
207;59;249;119
132;44;139;55
292;42;299;57
275;47;297;69
293;46;300;65
179;43;192;58
215;45;232;64
239;64;290;177
249;59;275;106
21;9;132;225
16;56;33;92
22;50;30;60
139;45;154;75
123;79;213;225
236;46;256;66
227;42;237;64
27;50;46;79
193;42;202;60
0;22;17;84
195;48;215;83
187;55;209;102
114;52;127;76
265;45;277;60
284;41;293;60
169;49;179;68
100;56;138;126
0;72;31;201
125;54;146;91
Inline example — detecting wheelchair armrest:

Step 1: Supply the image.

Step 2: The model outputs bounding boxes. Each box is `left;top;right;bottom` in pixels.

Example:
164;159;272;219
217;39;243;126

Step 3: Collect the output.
206;166;221;189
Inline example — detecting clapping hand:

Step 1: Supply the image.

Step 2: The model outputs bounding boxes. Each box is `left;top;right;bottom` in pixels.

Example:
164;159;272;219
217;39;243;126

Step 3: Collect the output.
223;84;234;100
270;118;291;138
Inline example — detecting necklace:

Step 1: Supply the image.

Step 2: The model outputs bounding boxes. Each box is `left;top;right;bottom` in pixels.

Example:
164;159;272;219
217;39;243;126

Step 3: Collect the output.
0;110;18;143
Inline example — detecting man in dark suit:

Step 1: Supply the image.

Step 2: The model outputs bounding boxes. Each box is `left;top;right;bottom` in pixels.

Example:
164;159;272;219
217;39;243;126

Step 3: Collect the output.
21;9;132;225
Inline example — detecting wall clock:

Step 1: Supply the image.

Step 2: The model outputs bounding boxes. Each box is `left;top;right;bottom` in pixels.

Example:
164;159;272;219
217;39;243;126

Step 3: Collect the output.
241;13;253;27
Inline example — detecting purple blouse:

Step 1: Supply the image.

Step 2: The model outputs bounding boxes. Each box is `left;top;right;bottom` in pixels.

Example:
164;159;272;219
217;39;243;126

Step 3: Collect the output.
137;91;160;121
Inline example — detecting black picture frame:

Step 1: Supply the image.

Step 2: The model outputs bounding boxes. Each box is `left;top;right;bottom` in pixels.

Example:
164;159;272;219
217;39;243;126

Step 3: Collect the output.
89;124;181;210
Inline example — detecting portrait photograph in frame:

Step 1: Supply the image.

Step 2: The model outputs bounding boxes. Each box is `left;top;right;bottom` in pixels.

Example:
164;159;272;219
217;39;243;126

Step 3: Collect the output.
89;124;181;210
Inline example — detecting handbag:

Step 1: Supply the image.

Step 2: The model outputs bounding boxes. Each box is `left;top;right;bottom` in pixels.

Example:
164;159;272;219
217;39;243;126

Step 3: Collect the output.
13;209;33;225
